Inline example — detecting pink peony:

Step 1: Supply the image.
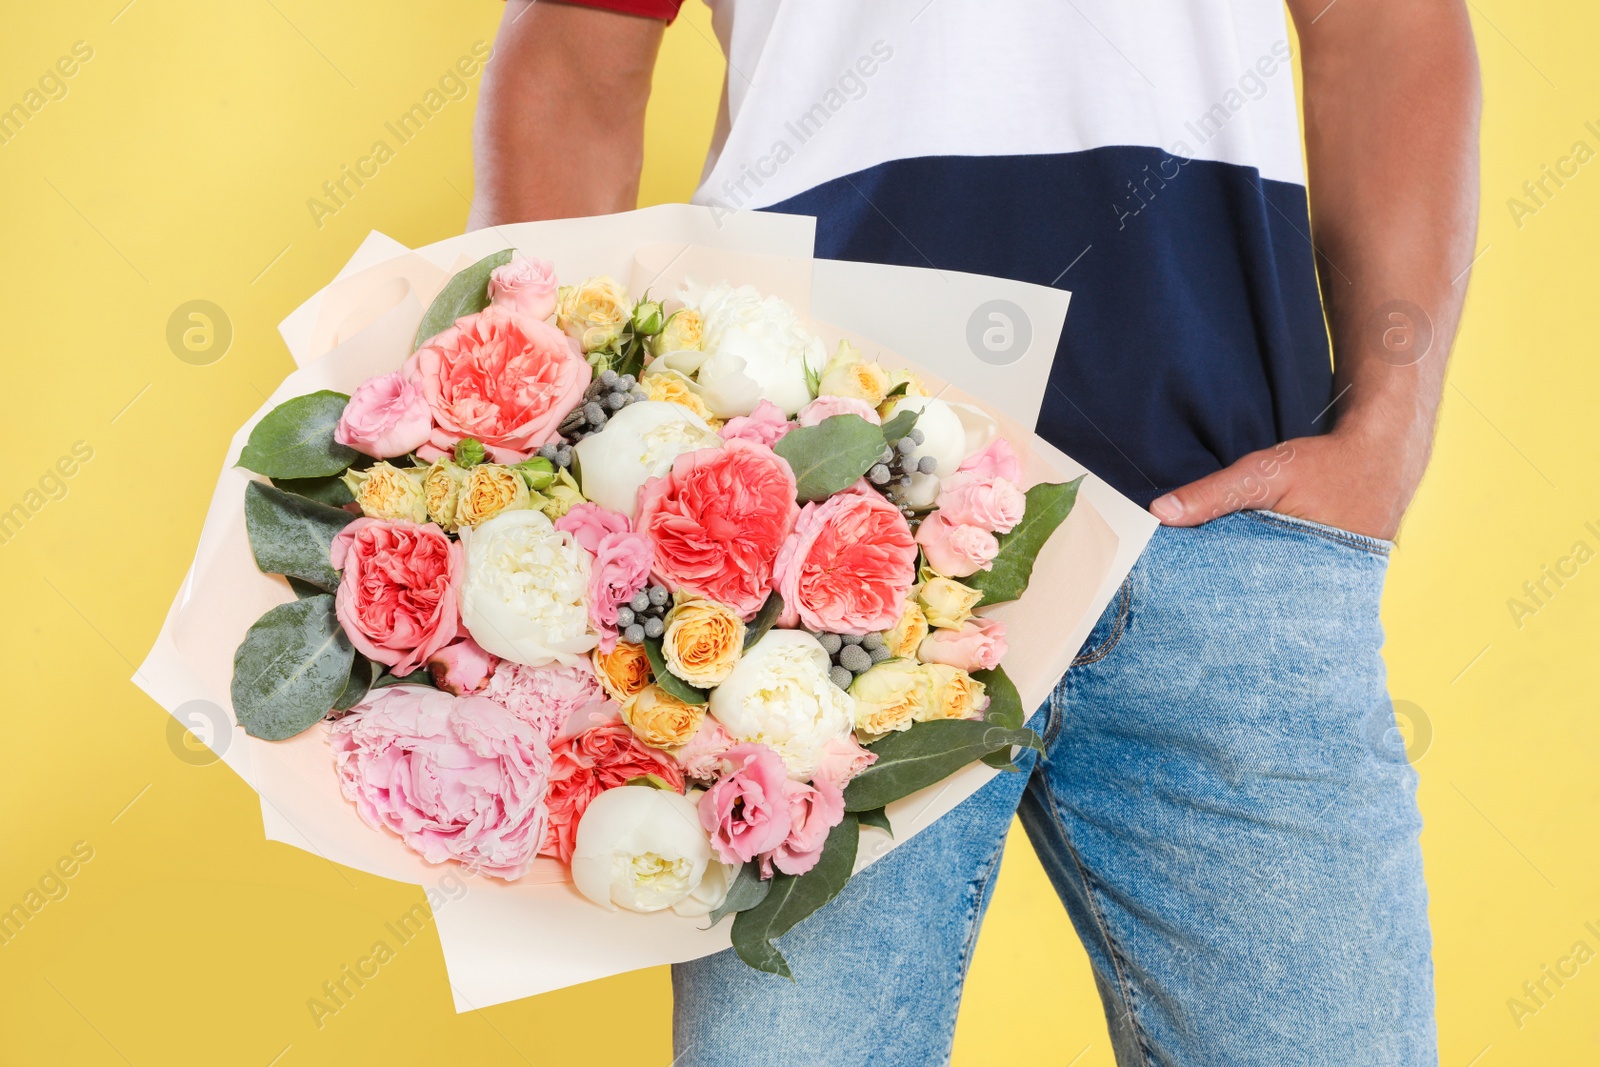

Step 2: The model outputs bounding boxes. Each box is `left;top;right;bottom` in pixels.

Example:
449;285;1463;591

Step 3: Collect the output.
761;778;846;878
334;372;434;459
936;475;1026;534
587;531;653;651
917;617;1008;673
541;721;685;864
672;716;735;782
915;512;1000;579
773;489;917;634
797;395;880;428
427;636;498;695
329;686;551;880
957;438;1021;483
330;518;461;676
481;658;606;742
487;256;559;321
719;399;795;447
634;439;799;620
811;733;877;794
404;306;591;463
698;743;793;866
554;502;631;555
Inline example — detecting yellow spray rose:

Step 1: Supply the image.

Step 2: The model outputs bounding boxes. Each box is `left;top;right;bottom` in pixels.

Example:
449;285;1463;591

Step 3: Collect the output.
456;464;531;527
917;575;983;629
623;684;706;749
422;459;468;531
557;276;631;352
535;467;585;520
849;658;933;738
918;662;988;722
652;307;704;355
343;462;427;522
881;600;930;659
593;642;653;703
643;372;720;428
662;598;745;687
817;340;893;407
876;367;930;420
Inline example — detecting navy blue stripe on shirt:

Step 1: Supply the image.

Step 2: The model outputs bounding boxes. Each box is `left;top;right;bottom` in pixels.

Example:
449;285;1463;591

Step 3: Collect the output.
765;147;1336;507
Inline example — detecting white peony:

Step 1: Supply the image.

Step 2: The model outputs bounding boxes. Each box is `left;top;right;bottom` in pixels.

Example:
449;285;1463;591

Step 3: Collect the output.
571;785;716;914
883;396;999;508
573;400;723;519
654;281;826;418
458;510;596;668
709;629;855;779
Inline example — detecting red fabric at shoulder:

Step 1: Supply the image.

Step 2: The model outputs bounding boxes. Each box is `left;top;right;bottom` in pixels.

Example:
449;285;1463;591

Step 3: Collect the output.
543;0;685;22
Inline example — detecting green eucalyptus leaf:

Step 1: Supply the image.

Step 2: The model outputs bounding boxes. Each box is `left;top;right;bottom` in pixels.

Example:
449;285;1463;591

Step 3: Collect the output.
231;595;354;741
237;391;359;479
333;653;375;711
243;481;355;591
703;862;770;929
642;637;709;705
273;474;355;507
414;249;515;350
857;807;894;837
966;477;1084;607
372;669;435;690
286;576;323;599
772;414;890;502
730;813;860;978
973;665;1026;770
843;720;1043;812
743;593;785;650
879;407;918;442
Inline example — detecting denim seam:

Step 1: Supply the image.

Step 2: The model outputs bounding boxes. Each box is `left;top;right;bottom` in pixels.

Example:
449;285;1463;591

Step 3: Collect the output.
1240;509;1392;558
953;835;1007;1004
1070;579;1133;668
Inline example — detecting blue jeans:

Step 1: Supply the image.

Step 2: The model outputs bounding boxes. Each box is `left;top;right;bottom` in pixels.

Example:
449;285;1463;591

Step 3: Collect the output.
673;510;1436;1066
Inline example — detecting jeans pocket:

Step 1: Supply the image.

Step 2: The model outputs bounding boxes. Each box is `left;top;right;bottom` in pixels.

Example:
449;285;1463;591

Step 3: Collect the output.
1242;508;1394;558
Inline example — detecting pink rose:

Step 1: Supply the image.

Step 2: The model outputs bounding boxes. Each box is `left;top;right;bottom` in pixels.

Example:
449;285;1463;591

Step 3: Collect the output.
334;372;433;459
773;490;917;634
542;721;684;864
915;512;1000;579
719;399;794;448
761;778;845;878
427;636;498;695
487;256;558;321
797;395;880;428
329;686;550;880
588;530;653;651
699;743;793;866
331;518;461;676
917;617;1008;673
635;439;799;620
481;658;606;742
554;502;631;555
957;438;1021;483
672;716;735;782
937;475;1026;534
811;733;877;794
404;306;591;463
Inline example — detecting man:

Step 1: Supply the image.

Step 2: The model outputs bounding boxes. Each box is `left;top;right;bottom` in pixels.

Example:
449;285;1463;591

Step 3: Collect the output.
472;1;1480;1063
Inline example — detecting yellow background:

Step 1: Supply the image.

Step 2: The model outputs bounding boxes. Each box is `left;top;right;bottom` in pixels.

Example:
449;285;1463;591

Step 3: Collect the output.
1;2;1595;1064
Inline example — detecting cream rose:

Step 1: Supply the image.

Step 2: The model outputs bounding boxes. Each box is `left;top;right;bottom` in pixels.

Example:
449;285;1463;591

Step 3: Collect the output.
343;462;427;522
655;282;826;418
593;641;652;703
422;459;468;530
622;684;706;749
652;307;704;355
817;340;892;407
918;575;983;629
918;662;989;722
881;599;930;659
458;510;596;668
456;463;531;527
642;369;720;427
662;598;745;687
557;276;632;352
849;658;933;737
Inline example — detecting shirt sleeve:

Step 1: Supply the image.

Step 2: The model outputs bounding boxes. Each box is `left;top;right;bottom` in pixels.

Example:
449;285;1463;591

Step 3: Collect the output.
542;0;684;22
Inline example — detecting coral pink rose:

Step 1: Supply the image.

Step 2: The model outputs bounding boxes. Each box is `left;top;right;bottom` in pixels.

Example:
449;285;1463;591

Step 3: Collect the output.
719;399;794;447
634;439;799;619
797;395;880;428
482;658;606;742
541;721;685;864
488;256;559;321
917;617;1008;673
329;686;550;880
773;490;917;634
404;306;591;463
915;512;1000;579
761;778;846;878
698;743;792;866
957;438;1021;483
811;734;877;794
330;518;461;676
427;636;498;695
554;502;631;555
672;716;735;782
588;531;653;651
937;475;1026;534
334;372;434;459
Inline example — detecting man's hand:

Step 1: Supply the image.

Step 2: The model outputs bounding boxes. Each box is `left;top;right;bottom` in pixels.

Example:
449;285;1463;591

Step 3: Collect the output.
1152;0;1480;541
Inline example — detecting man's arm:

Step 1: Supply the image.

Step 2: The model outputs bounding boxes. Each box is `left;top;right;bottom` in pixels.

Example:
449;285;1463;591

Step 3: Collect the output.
1149;0;1480;539
470;1;664;228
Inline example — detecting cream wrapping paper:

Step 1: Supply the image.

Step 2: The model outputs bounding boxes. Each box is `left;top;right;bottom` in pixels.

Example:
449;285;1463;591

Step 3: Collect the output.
136;205;1156;1009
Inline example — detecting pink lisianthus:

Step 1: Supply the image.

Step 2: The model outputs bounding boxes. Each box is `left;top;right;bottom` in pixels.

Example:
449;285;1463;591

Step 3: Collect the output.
698;743;793;866
481;658;606;742
917;617;1008;673
634;439;799;620
671;716;735;782
956;438;1021;483
719;399;794;448
427;636;498;695
773;490;917;634
330;518;461;676
760;778;846;878
915;512;1000;579
936;475;1026;534
588;531;653;651
334;372;434;459
487;256;559;321
554;502;631;555
811;733;877;794
404;306;591;463
542;721;685;864
796;395;880;428
329;686;551;880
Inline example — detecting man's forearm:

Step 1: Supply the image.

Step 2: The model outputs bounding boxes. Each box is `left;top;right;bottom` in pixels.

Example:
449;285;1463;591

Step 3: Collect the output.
470;1;663;229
